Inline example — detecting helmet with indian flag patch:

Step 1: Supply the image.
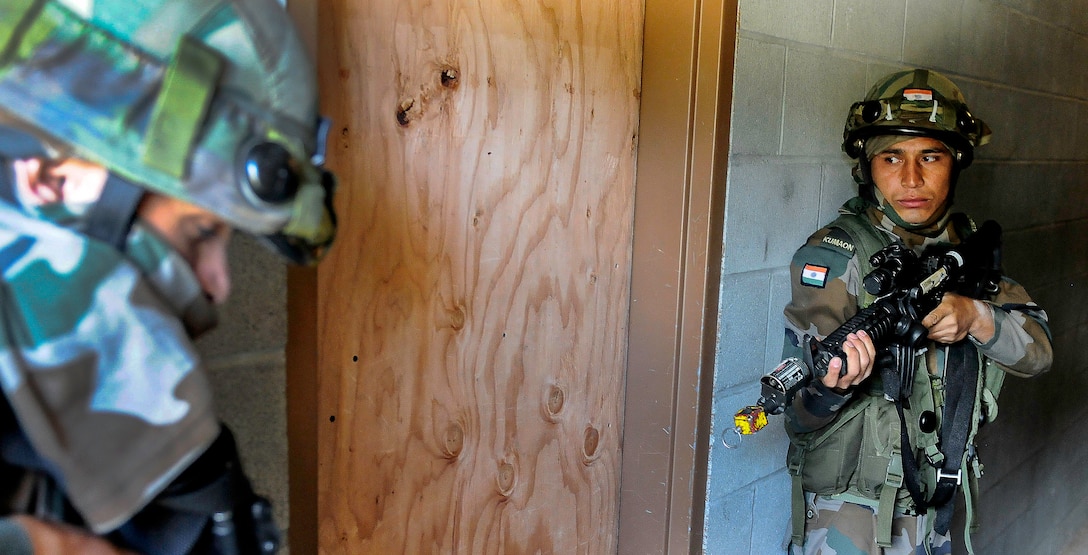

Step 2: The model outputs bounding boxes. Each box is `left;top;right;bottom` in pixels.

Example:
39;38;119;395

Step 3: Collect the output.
842;68;991;169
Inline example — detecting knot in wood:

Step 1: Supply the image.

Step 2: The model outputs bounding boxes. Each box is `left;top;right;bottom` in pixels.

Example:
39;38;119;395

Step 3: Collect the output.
496;461;517;496
582;426;601;464
442;423;464;458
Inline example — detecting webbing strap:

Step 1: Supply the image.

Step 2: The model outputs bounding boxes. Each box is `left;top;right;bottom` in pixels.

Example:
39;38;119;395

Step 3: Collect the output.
932;343;978;532
875;446;903;547
962;456;983;554
896;342;979;533
81;173;144;252
0;0;44;66
790;474;806;545
143;36;223;178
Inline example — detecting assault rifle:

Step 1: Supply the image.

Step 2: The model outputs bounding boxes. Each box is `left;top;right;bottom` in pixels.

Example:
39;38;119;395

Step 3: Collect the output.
731;220;1002;437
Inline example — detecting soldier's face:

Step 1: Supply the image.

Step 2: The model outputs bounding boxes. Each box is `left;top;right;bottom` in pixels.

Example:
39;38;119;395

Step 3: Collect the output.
138;193;234;305
869;137;953;226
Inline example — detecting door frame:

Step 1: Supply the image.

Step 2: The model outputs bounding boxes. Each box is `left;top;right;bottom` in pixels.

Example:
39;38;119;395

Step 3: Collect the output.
617;0;736;552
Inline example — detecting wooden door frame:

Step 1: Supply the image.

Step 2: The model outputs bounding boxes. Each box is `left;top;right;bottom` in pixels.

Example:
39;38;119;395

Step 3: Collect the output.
617;0;736;552
283;4;318;554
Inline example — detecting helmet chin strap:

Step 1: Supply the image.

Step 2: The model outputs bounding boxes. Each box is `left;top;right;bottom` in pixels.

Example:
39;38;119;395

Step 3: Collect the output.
179;291;219;338
81;172;144;251
870;186;953;233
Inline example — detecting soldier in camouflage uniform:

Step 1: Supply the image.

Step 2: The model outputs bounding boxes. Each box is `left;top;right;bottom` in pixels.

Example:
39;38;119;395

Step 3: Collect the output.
0;0;337;553
782;69;1052;554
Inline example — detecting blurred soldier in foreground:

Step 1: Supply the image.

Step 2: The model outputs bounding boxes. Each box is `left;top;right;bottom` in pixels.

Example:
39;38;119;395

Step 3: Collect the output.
0;1;337;552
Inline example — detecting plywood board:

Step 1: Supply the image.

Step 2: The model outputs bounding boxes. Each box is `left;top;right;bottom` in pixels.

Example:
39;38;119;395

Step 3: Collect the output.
314;1;642;551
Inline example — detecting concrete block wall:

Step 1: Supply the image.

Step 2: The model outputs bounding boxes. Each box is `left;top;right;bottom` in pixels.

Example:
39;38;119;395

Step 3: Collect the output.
706;1;1088;553
195;234;292;552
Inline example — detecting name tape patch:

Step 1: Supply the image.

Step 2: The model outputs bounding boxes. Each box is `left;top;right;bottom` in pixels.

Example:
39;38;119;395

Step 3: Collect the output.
821;235;855;253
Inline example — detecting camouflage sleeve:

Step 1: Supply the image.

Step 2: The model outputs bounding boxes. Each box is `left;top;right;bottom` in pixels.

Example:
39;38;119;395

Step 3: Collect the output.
972;277;1053;377
781;227;863;434
0;518;32;555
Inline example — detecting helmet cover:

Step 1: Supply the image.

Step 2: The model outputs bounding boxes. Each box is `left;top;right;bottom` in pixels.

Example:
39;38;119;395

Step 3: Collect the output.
0;0;337;264
843;68;991;168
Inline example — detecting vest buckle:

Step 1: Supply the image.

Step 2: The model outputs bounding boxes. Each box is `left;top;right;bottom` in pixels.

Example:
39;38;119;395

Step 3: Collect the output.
936;468;962;486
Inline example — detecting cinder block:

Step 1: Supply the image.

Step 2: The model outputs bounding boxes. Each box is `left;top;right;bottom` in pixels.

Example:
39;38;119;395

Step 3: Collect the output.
751;473;793;554
708;383;790;491
865;62;909;90
716;271;773;388
1001;90;1052;160
1077;80;1088;128
957;162;1059;231
739;0;834;45
1002;226;1065;292
903;0;962;72
1005;12;1052;92
732;38;787;156
1043;98;1083;161
766;268;793;370
831;0;906;59
782;51;868;157
724;160;823;273
818;161;857;224
204;356;290;540
196;233;287;360
703;486;755;554
959;0;1009;81
957;82;1015;160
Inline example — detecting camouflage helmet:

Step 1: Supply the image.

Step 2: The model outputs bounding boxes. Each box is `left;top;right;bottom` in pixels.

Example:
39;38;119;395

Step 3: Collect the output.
843;69;991;168
0;0;336;265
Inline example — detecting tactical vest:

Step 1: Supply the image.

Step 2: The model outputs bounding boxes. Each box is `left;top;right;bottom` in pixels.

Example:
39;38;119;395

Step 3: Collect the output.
787;211;1007;554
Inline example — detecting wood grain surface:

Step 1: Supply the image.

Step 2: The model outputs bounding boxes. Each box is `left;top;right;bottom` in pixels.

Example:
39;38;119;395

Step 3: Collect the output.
315;1;643;552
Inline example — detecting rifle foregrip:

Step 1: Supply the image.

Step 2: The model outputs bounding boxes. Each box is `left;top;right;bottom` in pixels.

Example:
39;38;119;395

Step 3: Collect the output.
810;303;898;378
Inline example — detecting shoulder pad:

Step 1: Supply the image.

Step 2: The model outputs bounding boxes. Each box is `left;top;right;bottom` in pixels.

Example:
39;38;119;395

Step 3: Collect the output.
793;228;856;289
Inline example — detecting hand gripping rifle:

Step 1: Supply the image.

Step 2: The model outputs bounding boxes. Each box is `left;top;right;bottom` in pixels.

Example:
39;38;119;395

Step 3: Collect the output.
729;221;1002;440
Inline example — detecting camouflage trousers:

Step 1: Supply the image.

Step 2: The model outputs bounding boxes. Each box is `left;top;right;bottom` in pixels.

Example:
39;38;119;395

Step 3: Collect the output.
790;495;952;555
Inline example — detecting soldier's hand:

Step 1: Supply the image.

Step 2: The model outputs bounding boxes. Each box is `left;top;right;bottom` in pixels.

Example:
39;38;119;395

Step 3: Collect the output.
822;330;875;393
923;293;995;344
10;515;136;555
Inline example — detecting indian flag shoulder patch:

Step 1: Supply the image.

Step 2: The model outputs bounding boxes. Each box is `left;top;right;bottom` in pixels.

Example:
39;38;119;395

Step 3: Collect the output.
801;263;829;288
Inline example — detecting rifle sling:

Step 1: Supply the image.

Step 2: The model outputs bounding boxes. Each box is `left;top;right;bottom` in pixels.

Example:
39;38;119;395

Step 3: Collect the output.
895;341;979;534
